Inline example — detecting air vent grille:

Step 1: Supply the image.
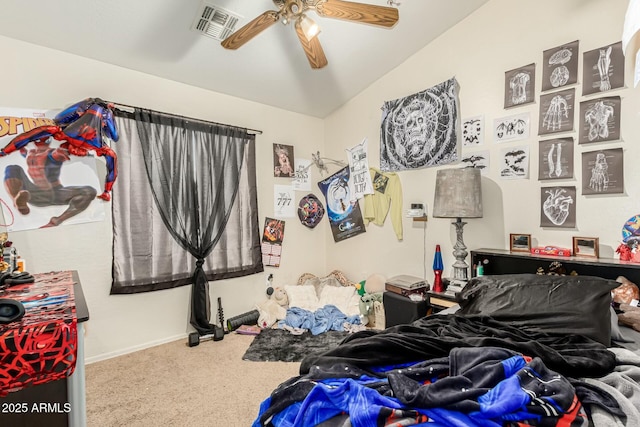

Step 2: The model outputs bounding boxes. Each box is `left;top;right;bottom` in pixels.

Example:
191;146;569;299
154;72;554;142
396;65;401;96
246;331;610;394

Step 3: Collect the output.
191;3;242;41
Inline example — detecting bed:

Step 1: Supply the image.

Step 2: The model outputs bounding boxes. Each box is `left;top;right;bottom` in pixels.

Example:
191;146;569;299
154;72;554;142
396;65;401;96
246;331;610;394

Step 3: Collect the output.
251;272;640;426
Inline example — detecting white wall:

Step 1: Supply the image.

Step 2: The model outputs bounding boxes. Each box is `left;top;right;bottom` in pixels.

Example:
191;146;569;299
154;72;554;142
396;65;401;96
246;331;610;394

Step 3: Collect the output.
324;0;640;282
0;35;328;362
3;0;639;363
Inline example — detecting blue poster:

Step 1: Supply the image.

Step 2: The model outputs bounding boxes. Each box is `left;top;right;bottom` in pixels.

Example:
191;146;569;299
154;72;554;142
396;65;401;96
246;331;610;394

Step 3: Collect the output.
317;167;365;242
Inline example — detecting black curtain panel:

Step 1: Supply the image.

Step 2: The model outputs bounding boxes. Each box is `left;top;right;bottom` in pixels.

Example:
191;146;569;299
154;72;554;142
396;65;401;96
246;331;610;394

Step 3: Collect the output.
110;109;263;336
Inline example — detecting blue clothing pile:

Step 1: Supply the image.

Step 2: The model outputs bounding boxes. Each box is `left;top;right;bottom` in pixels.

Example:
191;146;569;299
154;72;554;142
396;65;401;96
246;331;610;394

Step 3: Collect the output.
277;305;361;335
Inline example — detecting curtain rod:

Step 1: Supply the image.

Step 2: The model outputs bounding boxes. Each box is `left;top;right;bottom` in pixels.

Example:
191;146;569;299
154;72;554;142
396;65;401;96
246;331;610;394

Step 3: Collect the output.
109;101;263;135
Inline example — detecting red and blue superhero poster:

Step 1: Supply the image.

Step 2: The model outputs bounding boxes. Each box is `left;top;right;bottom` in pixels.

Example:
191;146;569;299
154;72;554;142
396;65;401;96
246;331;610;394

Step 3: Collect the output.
0;107;105;231
317;167;366;242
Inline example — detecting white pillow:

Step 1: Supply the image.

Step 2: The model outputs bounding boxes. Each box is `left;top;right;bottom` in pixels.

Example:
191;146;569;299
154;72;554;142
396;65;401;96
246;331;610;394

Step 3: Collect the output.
284;285;319;311
318;285;357;315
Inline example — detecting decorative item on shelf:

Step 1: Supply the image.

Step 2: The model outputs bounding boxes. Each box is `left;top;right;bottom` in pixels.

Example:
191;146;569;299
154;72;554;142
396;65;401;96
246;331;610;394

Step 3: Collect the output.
572;237;599;259
509;233;532;253
618;214;640;263
432;245;444;293
530;246;572;257
432;168;483;282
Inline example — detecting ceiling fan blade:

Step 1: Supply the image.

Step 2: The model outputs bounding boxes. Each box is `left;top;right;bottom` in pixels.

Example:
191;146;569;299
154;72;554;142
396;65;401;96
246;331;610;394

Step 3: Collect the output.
221;11;280;49
314;0;399;27
294;21;328;69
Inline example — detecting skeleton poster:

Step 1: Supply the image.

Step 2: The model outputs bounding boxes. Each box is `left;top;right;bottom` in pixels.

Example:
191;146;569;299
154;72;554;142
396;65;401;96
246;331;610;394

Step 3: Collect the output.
493;112;530;143
540;186;576;228
380;77;460;171
538;137;574;181
261;217;285;267
317;167;366;242
460;150;490;175
538;88;575;135
542;40;579;92
346;138;374;199
292;158;312;191
273;143;295;177
581;148;624;195
274;184;295;218
499;146;529;179
578;96;621;144
0;107;105;231
462;115;484;147
583;41;625;96
504;63;535;108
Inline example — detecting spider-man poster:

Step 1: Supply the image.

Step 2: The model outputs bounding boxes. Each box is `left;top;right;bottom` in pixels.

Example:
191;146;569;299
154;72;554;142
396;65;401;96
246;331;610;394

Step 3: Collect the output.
0;107;105;231
317;167;365;242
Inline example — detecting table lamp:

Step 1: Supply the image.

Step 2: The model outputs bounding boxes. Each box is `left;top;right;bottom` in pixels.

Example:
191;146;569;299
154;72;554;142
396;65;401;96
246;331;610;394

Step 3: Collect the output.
432;168;483;282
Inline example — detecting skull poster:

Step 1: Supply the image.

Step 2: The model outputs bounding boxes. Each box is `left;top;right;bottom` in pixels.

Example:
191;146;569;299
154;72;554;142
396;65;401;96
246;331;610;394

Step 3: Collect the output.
380;77;460;171
578;96;621;144
317;167;366;242
540;186;576;228
538;88;575;135
581;148;624;195
504;63;535;108
542;40;579;92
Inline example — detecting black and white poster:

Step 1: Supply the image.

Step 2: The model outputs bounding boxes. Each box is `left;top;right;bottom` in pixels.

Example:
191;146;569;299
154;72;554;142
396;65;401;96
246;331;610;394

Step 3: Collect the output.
461;115;484;147
493;112;530;143
540;186;576;228
317;167;366;242
380;77;460;171
346;138;374;199
538;137;574;181
578;96;621;144
581;148;624;195
504;63;535;108
460;150;490;175
499;146;529;179
542;40;579;92
582;41;625;96
538;88;575;135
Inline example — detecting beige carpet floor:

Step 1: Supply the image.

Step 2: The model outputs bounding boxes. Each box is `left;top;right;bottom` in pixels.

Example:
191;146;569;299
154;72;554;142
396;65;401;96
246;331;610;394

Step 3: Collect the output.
86;333;300;427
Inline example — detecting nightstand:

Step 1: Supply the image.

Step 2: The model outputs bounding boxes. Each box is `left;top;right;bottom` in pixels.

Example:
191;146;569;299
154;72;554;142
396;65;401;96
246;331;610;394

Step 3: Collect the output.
427;291;458;312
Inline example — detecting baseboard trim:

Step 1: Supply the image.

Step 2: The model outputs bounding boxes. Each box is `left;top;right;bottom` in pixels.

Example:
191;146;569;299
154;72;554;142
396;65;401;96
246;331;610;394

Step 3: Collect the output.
85;333;188;365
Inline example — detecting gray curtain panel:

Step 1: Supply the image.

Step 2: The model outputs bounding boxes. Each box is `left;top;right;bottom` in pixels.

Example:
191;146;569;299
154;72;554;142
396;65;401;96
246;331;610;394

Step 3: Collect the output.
111;110;262;332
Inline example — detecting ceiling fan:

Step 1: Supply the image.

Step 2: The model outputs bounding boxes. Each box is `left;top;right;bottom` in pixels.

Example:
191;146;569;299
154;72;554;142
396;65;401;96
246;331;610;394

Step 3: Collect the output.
221;0;399;69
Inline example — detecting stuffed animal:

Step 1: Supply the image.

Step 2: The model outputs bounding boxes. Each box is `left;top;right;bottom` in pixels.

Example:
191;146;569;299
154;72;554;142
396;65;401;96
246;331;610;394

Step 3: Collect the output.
271;287;288;307
256;299;286;329
359;292;383;325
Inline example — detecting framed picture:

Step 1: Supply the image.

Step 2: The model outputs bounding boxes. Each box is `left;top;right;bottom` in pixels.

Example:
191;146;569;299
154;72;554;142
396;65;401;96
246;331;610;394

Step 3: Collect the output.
510;234;532;252
573;237;599;258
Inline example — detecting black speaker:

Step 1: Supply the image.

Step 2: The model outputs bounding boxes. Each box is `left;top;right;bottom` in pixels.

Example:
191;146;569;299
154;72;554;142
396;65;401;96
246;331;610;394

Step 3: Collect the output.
383;291;428;328
0;298;25;324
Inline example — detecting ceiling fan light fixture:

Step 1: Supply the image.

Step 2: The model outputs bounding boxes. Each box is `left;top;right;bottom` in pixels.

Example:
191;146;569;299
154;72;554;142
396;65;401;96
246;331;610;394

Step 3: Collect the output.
299;14;320;41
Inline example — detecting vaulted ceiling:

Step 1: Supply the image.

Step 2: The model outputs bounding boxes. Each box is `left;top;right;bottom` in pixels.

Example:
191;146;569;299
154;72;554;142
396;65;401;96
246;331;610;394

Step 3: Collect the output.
0;0;489;118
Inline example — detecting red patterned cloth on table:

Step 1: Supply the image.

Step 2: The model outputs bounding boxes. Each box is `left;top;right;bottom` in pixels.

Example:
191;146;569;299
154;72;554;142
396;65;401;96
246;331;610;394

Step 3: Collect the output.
0;271;77;396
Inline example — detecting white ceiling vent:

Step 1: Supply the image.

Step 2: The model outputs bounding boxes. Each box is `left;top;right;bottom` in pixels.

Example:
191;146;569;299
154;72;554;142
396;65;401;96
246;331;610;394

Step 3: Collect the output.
191;3;242;41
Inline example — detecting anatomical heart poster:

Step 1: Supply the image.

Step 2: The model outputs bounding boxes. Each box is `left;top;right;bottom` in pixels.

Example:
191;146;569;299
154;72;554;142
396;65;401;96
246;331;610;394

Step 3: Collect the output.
578;96;621;144
582;41;625;96
380;77;460;171
581;148;624;195
540;186;576;228
542;40;579;92
504;63;535;108
538;137;574;181
538;88;575;135
317;167;366;242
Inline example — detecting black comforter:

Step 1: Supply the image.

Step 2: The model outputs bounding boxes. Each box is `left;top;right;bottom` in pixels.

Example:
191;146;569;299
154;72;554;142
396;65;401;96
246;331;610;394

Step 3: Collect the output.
300;314;616;379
